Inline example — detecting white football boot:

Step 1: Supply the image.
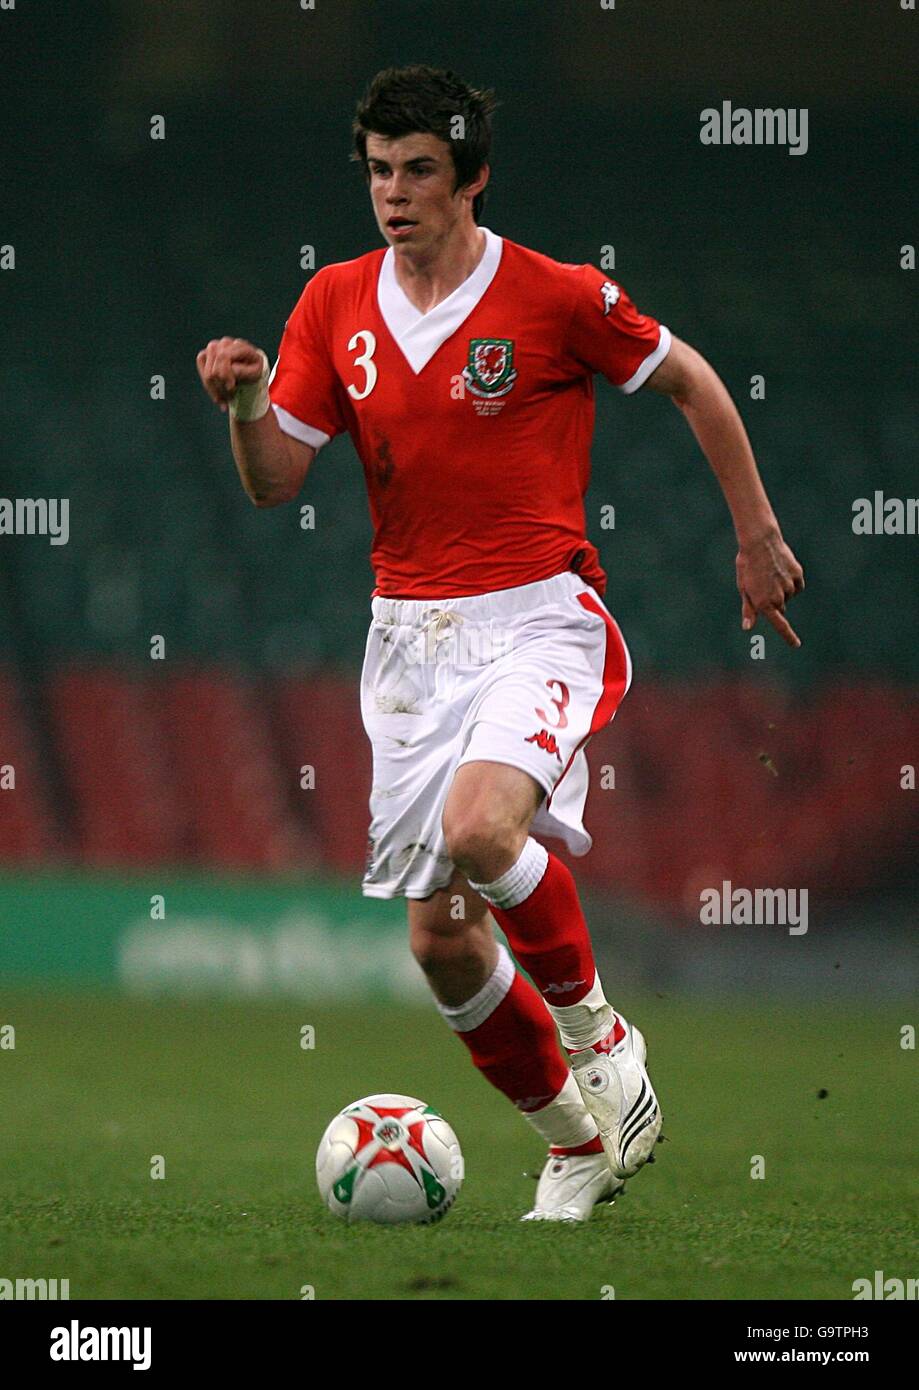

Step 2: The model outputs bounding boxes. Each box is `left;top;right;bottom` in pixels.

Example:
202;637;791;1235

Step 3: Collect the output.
521;1150;624;1222
569;1017;663;1181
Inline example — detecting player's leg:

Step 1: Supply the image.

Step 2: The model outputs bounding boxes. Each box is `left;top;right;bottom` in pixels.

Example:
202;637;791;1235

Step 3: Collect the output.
443;761;606;1014
443;757;662;1183
408;869;619;1220
359;573;659;1198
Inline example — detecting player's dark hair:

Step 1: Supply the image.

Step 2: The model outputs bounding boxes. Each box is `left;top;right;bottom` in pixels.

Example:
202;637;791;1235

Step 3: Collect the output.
351;65;497;222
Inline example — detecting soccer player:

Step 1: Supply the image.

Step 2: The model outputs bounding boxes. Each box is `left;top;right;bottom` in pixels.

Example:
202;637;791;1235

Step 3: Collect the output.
196;65;804;1221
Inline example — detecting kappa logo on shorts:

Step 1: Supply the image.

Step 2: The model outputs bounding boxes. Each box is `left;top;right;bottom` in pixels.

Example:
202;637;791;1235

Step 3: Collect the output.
525;728;563;762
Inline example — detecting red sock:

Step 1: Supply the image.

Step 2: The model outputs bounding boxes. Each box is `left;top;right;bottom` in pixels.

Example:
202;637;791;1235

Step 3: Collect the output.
490;852;597;1007
572;1019;625;1054
453;970;569;1114
549;1135;605;1157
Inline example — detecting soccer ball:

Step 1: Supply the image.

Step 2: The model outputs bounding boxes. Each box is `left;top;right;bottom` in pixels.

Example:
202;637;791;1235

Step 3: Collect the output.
316;1093;463;1225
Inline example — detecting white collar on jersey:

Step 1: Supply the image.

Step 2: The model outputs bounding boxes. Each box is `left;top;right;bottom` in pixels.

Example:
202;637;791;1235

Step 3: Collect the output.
376;225;504;375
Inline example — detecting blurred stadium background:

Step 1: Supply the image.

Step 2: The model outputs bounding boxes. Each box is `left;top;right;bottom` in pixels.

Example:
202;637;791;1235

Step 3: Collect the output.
0;0;915;1004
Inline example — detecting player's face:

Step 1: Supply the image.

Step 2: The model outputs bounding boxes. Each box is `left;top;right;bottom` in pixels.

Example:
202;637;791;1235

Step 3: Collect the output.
365;132;481;249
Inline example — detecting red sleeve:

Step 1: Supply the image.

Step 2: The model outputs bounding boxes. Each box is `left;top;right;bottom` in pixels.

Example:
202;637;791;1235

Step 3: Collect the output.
563;264;671;394
268;270;347;448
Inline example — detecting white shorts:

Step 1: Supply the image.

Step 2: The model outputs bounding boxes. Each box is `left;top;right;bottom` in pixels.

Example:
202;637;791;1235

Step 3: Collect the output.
359;570;633;900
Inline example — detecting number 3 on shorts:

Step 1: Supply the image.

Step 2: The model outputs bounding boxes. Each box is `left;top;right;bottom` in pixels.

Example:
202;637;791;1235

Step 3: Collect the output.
535;678;570;729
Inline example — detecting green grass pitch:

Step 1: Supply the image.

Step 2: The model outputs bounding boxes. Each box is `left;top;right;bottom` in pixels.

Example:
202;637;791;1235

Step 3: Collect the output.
0;990;914;1300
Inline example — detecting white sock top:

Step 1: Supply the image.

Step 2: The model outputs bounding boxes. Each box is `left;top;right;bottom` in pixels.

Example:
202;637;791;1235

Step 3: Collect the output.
436;942;516;1034
468;836;549;910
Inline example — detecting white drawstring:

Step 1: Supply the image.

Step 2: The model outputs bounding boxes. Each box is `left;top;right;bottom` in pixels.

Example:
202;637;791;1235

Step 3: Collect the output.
422;609;465;643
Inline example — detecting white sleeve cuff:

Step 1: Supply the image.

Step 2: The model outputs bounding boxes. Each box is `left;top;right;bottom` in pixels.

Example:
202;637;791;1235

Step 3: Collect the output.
618;324;672;395
271;403;331;451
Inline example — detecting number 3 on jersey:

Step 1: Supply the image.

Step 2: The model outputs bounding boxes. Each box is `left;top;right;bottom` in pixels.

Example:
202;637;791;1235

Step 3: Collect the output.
347;330;377;400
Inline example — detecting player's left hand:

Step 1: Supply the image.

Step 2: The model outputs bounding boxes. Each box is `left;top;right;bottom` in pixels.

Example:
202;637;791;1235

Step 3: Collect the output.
736;531;805;648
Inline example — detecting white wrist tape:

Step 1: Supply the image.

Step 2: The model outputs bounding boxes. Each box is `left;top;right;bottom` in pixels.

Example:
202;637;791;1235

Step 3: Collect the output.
229;349;271;421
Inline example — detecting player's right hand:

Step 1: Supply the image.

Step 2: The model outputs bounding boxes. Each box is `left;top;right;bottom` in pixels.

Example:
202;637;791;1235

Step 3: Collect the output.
196;338;268;413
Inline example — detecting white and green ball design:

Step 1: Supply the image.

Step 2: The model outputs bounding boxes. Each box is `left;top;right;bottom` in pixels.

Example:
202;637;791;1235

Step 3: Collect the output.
316;1093;463;1225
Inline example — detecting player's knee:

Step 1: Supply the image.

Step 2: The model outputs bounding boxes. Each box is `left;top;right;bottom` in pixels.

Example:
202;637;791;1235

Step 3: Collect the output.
409;922;479;978
410;925;450;976
442;810;520;883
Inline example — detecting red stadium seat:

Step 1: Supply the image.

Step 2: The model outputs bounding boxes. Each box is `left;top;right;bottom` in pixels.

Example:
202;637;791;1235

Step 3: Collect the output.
48;666;187;867
274;675;373;875
164;669;310;870
26;664;918;910
0;665;58;861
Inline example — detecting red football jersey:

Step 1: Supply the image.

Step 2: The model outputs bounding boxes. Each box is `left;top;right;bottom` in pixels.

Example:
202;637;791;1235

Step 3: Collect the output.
268;228;671;598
